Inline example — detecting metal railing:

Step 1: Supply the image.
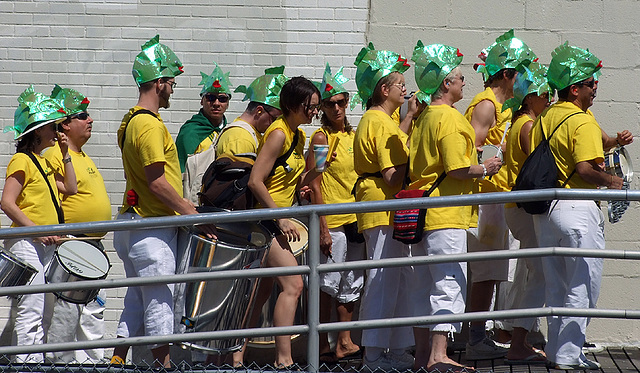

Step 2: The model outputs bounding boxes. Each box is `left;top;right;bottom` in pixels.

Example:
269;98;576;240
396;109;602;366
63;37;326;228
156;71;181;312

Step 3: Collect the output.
0;188;638;372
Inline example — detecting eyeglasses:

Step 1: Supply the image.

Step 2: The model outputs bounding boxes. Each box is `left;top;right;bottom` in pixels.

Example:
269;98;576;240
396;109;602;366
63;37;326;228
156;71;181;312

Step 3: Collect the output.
575;79;596;89
323;98;348;109
390;83;406;89
265;109;279;122
204;94;229;103
162;79;177;89
71;112;89;120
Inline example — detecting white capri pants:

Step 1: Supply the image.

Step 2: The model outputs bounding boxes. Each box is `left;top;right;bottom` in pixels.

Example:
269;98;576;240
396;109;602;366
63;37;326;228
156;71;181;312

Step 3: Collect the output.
114;212;178;345
5;238;56;363
360;225;414;350
533;200;604;366
319;226;365;303
412;229;467;333
467;204;510;283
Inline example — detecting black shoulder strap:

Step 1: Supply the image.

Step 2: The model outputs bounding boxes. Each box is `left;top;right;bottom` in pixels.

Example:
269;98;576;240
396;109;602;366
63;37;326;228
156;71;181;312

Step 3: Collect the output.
270;129;300;176
24;152;64;224
424;172;447;197
542;111;584;186
119;109;158;149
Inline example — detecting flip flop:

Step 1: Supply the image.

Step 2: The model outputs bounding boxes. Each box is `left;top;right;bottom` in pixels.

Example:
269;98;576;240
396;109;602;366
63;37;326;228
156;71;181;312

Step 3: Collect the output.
319;351;339;365
338;346;363;361
504;353;547;365
427;362;477;373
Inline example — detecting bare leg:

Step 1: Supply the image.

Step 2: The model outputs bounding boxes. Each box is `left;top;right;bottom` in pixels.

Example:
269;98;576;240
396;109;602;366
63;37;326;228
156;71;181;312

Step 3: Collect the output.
334;301;360;359
413;327;430;369
468;280;496;341
506;327;545;361
319;291;333;356
111;344;128;365
428;332;468;369
151;344;170;368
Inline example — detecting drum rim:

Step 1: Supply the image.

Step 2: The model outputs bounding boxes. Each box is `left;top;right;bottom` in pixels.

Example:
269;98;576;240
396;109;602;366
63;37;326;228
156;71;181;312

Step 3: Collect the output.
0;249;38;273
478;144;503;163
188;230;271;252
54;242;110;280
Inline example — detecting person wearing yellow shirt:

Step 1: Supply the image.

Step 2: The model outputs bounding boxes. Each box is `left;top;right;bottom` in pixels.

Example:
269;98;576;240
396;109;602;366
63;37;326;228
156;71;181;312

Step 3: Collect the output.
351;43;415;371
111;36;215;368
42;87;111;364
306;64;364;364
1;86;77;363
409;42;501;373
530;43;625;371
247;76;320;369
500;63;552;365
463;30;537;359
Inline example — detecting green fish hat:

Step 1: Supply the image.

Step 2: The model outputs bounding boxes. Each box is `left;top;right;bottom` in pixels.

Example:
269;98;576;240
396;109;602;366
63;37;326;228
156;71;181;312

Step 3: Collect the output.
351;42;411;109
411;41;464;104
475;29;537;81
234;66;289;110
319;63;349;100
199;62;232;97
50;85;90;116
547;41;602;91
6;85;68;139
132;35;184;87
502;61;552;113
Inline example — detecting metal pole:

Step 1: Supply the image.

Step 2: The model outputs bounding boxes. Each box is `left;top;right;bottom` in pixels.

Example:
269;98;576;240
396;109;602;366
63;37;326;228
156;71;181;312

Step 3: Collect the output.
306;211;320;372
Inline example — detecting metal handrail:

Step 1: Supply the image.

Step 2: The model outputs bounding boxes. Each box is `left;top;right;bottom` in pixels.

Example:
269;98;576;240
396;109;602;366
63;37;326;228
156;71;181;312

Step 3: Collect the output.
0;188;637;372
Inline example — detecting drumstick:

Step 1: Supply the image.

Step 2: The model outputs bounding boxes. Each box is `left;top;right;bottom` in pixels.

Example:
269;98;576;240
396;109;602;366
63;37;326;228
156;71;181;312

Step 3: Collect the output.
496;121;511;159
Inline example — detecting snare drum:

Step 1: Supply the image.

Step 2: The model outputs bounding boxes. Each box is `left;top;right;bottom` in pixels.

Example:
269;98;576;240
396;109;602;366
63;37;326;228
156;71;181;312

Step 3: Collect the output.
478;144;503;164
604;146;633;182
248;218;308;348
181;217;271;354
0;248;38;289
45;240;110;304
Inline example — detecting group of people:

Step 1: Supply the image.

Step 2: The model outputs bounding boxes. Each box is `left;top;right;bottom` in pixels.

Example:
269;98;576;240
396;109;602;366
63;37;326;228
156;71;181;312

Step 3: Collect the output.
0;30;631;373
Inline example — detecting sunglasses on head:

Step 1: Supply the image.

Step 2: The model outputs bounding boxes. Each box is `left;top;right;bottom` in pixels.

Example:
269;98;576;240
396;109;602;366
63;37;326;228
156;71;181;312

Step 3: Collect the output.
204;94;229;103
71;112;89;120
323;98;348;108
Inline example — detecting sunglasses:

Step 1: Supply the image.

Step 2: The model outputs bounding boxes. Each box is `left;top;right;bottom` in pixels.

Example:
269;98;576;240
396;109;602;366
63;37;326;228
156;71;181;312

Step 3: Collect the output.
323;98;348;108
575;79;596;88
305;103;321;112
71;112;89;120
204;94;229;103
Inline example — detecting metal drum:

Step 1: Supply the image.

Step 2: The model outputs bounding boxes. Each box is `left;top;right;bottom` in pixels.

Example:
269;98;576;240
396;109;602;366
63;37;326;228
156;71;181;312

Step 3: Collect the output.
604;146;633;182
0;247;37;290
45;240;110;304
478;144;503;164
181;217;271;354
248;218;308;347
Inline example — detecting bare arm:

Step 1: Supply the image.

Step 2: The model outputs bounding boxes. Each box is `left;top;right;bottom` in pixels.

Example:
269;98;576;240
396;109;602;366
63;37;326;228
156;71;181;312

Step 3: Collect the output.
601;128;633;151
305;132;332;256
469;100;497;151
575;160;623;189
53;132;77;195
519;120;534;156
447;156;502;180
381;164;407;188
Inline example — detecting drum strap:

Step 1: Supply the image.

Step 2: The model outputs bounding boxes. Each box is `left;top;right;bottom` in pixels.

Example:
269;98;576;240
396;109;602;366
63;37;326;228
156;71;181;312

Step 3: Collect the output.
24;152;64;224
269;130;300;176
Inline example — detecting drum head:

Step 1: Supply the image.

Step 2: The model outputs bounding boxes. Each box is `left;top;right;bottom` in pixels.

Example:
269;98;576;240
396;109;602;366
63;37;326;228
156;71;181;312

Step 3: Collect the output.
478;144;503;164
287;219;308;257
57;241;109;279
194;206;270;249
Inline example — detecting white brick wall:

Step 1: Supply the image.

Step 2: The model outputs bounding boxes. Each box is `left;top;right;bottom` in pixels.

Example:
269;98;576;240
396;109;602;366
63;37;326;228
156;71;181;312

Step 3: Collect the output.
1;0;639;355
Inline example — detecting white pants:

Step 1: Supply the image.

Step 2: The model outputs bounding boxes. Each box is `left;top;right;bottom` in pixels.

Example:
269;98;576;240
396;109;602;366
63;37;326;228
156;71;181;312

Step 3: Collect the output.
412;229;467;333
467;204;510;283
114;212;178;345
319;227;365;303
360;226;414;349
505;206;545;331
46;289;106;363
533;200;604;366
5;238;56;363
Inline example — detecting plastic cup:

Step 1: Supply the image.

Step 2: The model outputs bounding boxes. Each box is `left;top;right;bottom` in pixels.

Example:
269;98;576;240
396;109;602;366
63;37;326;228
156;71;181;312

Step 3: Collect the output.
313;144;329;172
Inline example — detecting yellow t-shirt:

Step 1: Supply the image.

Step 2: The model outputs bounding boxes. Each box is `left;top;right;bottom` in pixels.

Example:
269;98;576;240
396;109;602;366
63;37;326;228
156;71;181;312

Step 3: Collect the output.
530;101;603;190
409;104;476;230
216;118;262;158
44;144;112;237
117;106;183;217
194;134;216;154
504;114;534;208
353;109;409;231
464;87;511;192
6;152;59;227
258;117;306;208
312;128;357;228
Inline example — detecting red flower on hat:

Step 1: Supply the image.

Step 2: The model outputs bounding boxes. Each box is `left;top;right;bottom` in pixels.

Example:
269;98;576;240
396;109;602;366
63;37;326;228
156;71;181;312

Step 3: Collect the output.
178;66;184;73
212;80;222;88
534;58;539;62
398;55;410;67
325;84;333;92
597;61;603;68
456;48;463;57
57;108;67;114
81;97;90;104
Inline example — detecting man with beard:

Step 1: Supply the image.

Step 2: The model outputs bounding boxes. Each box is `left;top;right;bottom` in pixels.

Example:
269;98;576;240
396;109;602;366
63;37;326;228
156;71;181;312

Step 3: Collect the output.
111;35;215;368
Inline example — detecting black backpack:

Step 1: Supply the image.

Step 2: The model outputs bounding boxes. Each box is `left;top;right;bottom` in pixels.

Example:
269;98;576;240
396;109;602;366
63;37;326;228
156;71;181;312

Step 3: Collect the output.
199;156;254;210
513;112;583;214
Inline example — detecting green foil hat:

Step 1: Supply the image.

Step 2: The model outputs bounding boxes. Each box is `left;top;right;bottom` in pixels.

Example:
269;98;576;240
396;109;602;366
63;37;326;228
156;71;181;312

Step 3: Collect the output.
547;41;602;91
502;61;552;113
6;85;67;139
475;29;537;81
319;63;349;100
199;62;232;97
351;42;411;109
411;41;464;104
50;84;90;116
234;66;289;110
132;35;184;87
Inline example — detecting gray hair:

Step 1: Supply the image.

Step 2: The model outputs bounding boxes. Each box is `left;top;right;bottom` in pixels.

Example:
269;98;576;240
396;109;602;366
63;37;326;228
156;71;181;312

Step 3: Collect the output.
431;67;461;101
